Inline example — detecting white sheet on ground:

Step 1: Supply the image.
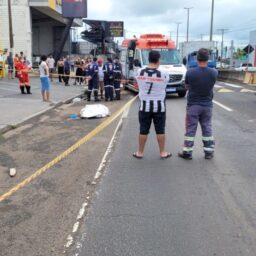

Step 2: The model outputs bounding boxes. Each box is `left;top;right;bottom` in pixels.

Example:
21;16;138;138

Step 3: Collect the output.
80;104;111;119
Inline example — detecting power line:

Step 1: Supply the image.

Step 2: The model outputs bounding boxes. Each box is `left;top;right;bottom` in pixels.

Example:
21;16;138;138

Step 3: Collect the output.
228;18;256;30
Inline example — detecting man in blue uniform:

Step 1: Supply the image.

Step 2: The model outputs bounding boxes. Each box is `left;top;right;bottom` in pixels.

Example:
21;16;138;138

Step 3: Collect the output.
87;57;100;101
64;56;71;86
113;57;122;100
103;58;114;101
178;48;218;160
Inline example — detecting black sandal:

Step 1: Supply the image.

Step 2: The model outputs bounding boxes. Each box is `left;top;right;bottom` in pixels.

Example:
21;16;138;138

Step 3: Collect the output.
160;152;172;159
132;152;143;159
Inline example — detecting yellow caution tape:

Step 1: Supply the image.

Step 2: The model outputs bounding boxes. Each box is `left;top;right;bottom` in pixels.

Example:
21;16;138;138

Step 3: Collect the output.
0;95;138;203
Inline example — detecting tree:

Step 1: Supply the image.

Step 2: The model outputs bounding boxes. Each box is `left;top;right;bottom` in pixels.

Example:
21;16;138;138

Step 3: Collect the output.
233;48;246;60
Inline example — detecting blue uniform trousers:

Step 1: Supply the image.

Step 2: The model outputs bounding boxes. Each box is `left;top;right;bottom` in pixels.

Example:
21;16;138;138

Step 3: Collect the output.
183;105;215;156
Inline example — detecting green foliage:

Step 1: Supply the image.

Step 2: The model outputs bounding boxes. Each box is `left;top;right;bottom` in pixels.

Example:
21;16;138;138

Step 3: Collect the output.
233;48;246;60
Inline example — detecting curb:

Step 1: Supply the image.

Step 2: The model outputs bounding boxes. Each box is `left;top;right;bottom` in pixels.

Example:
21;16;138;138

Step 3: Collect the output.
0;93;84;135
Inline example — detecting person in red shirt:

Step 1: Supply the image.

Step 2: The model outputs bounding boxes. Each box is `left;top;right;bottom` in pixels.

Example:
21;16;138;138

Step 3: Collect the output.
15;58;31;94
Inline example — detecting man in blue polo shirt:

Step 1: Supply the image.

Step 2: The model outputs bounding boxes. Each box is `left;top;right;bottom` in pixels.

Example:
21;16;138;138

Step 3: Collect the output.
178;48;218;160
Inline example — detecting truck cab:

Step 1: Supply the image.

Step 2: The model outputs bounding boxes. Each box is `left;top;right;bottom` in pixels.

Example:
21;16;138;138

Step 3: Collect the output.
120;34;187;97
184;50;217;69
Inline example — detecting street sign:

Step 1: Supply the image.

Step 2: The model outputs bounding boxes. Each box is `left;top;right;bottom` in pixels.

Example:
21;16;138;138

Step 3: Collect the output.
62;0;87;18
243;44;254;54
108;21;124;37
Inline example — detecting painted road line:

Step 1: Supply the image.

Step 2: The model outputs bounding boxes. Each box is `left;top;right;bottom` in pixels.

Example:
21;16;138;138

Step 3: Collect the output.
213;100;233;112
214;84;223;89
224;82;243;88
63;107;130;252
93;108;130;182
218;88;234;93
0;96;138;203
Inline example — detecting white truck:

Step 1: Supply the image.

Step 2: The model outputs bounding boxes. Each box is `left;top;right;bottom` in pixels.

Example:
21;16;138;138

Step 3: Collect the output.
235;63;256;72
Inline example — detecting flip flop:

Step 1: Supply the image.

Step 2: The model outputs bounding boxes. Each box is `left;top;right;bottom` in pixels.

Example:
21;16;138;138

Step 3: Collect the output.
160;152;172;159
132;152;143;159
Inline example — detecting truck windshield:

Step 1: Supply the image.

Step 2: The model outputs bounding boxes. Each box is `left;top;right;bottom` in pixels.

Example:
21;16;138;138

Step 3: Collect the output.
141;49;180;65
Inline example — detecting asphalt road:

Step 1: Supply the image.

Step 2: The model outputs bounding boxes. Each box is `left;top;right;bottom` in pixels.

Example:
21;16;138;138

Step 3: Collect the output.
0;80;255;256
70;81;256;256
0;92;133;256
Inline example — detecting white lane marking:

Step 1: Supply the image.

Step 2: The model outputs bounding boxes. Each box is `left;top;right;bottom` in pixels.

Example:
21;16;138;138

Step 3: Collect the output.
63;107;131;252
65;235;73;248
72;222;80;233
213;100;233;112
93;108;130;182
77;202;88;220
214;84;223;89
224;82;243;88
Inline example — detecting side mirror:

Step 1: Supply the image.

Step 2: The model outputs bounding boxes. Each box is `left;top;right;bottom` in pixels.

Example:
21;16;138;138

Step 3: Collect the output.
134;59;141;67
182;57;187;66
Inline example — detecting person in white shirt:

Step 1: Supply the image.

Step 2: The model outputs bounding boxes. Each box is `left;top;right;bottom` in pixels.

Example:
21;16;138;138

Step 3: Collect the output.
133;50;171;159
46;55;55;82
39;55;51;102
97;59;104;99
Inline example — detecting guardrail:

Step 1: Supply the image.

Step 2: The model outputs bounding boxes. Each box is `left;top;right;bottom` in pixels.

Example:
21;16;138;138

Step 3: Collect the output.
218;69;256;84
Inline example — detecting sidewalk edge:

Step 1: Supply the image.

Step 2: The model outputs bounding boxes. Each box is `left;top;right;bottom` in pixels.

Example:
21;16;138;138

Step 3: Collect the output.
0;93;84;135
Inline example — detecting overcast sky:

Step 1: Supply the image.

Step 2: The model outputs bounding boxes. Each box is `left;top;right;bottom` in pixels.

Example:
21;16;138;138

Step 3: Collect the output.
86;0;256;48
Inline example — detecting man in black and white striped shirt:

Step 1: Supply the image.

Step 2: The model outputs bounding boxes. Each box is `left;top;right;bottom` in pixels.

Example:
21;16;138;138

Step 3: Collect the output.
133;50;171;159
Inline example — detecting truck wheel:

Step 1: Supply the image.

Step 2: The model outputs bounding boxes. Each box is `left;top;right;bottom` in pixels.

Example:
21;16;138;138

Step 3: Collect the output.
178;91;186;97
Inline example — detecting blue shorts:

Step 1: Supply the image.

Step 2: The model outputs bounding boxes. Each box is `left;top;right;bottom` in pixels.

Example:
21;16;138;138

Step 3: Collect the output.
40;77;51;91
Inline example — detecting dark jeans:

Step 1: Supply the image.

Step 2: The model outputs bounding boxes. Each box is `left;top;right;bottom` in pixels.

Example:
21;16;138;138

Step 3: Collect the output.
64;70;70;85
58;67;64;82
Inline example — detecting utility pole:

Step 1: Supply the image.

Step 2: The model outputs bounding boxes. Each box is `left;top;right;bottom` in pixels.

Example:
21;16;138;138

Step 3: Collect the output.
8;0;14;50
229;40;234;69
175;22;181;49
184;7;193;42
209;0;215;41
168;31;174;39
217;28;229;66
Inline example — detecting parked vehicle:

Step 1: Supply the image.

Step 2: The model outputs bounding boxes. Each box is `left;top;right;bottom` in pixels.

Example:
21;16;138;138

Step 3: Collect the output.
180;41;217;69
235;63;256;71
120;34;187;97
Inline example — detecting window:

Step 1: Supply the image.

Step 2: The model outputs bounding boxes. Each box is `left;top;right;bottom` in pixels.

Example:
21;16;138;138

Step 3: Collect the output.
141;49;180;65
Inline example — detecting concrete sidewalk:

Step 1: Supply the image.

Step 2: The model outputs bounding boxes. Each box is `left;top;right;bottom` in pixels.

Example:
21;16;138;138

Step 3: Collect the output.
0;77;84;132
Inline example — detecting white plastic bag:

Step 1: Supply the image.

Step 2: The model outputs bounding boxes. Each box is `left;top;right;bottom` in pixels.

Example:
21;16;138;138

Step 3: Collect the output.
80;104;111;119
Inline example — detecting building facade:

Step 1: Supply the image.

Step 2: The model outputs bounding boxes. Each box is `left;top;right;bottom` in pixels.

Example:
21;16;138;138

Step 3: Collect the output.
0;0;82;62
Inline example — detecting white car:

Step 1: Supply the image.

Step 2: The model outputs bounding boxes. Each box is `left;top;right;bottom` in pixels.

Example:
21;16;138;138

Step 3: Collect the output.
235;63;256;72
